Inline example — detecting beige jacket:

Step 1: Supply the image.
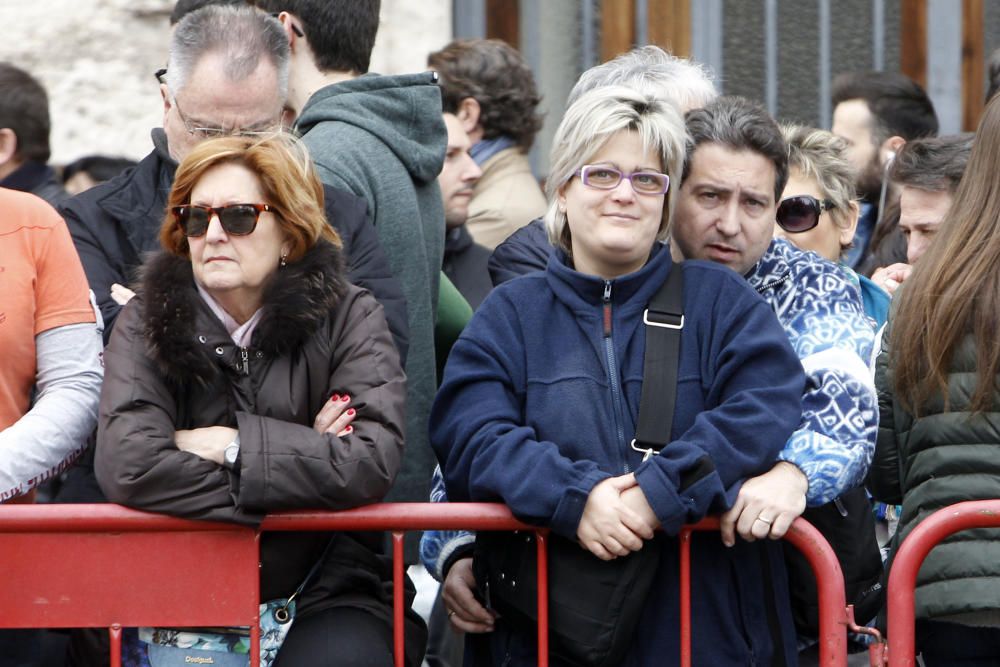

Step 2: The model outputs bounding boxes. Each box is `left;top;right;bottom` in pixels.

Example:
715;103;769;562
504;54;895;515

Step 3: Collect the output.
466;147;547;250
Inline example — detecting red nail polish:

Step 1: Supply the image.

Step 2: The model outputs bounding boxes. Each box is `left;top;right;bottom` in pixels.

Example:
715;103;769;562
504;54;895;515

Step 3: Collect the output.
347;408;356;416
344;425;353;433
330;393;340;402
341;395;350;402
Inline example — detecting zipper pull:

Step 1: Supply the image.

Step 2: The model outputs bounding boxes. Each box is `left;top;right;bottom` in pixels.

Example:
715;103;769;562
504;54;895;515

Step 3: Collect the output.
602;280;612;337
240;347;250;376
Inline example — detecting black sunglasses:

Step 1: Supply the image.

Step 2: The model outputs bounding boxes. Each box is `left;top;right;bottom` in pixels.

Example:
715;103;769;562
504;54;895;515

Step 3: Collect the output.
173;203;274;238
776;195;835;233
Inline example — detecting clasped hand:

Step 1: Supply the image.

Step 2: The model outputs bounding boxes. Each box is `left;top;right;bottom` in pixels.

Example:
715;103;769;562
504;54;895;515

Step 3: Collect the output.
576;473;658;560
719;461;808;547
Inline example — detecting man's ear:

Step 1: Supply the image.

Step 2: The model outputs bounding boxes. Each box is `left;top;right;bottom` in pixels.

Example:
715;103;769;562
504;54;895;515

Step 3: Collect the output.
160;83;172;128
456;97;481;134
880;135;906;167
0;128;18;167
276;11;298;49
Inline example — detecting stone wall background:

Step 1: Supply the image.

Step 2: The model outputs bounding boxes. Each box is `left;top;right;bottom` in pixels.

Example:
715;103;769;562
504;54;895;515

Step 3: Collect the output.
0;0;451;165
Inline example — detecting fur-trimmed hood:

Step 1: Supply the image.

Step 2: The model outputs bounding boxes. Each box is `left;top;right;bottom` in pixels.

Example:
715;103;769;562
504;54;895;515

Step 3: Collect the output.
138;239;347;384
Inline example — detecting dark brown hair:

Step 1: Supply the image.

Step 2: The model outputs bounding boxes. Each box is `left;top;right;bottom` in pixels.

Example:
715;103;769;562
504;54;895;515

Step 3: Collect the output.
890;97;1000;415
890;134;973;195
428;39;543;151
0;63;52;163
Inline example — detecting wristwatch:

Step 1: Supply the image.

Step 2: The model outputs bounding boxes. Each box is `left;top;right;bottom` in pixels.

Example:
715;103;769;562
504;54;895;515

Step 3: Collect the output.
224;434;241;470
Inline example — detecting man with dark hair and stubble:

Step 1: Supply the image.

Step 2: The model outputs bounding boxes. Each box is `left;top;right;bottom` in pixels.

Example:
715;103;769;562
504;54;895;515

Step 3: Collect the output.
259;0;448;550
870;134;973;296
0;63;68;207
428;39;546;250
831;70;938;271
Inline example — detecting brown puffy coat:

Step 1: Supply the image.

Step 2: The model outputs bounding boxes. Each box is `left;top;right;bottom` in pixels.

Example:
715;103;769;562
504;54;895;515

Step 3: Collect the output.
96;240;423;656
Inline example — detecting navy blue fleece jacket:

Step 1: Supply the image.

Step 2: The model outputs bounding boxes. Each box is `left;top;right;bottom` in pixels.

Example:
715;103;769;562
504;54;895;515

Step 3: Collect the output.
431;244;804;538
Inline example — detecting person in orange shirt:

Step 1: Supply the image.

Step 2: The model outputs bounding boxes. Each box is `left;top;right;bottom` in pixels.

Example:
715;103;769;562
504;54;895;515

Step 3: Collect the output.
0;187;103;503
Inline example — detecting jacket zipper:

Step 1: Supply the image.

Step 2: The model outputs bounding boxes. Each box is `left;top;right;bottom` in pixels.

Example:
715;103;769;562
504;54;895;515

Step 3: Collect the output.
239;346;250;376
603;281;629;473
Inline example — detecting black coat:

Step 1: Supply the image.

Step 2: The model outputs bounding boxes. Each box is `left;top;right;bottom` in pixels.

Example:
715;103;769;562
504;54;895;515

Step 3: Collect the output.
487;217;550;286
442;225;492;309
96;240;424;662
60;129;409;361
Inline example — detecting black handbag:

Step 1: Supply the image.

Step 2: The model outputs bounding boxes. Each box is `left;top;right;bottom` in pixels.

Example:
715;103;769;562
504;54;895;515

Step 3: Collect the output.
782;486;885;635
473;262;685;667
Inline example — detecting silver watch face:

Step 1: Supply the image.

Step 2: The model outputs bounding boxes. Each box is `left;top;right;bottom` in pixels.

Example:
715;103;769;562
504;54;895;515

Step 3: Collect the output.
225;442;239;464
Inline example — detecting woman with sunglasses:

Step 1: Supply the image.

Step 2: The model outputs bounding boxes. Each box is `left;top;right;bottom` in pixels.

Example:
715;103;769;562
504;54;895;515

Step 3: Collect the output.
95;134;426;666
775;125;891;328
869;95;1000;667
431;86;806;665
775;124;890;329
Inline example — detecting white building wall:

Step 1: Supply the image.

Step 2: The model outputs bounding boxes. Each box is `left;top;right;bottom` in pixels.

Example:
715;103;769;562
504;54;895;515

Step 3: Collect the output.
0;0;451;164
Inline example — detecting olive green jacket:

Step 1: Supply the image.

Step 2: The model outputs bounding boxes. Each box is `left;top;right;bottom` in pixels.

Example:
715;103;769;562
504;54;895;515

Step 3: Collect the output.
870;325;1000;621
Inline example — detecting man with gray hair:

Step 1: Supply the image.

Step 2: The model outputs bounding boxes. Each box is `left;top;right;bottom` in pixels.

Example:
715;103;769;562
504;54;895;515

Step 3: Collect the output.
488;45;716;282
62;4;405;349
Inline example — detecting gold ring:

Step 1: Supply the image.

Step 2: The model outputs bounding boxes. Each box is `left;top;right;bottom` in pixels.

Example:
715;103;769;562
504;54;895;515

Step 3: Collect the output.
448;610;457;618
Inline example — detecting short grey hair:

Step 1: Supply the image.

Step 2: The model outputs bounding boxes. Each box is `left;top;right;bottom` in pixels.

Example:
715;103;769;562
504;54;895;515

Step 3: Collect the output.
544;86;688;254
781;124;859;252
567;46;717;113
166;5;289;100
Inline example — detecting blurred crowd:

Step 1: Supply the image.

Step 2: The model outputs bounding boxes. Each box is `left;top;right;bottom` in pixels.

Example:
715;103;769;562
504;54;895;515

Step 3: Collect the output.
5;1;1000;666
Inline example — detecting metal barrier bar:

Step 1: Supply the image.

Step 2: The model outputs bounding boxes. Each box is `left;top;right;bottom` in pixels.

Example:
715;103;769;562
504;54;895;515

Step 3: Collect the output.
679;518;849;666
885;500;1000;666
0;503;852;666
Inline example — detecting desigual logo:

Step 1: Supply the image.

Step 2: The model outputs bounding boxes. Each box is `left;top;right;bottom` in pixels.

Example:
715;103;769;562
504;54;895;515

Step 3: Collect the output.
184;657;215;664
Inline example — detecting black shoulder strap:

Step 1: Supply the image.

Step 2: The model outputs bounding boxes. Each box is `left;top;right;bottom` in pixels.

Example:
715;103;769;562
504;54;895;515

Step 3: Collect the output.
631;261;684;461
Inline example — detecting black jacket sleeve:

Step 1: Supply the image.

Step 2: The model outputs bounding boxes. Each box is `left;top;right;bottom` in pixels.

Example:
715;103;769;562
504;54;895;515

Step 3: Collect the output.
61;203;126;344
323;184;409;364
868;323;904;504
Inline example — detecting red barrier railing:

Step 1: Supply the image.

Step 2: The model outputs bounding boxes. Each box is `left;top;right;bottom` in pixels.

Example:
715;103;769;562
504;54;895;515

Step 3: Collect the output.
0;503;853;666
881;500;1000;666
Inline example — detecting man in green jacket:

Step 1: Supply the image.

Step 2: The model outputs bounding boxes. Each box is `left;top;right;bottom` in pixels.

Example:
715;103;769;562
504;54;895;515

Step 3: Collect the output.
259;0;447;552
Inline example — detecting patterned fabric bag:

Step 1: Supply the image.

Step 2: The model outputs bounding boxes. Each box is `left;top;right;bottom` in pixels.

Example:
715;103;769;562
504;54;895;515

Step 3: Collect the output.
125;537;336;667
134;598;295;667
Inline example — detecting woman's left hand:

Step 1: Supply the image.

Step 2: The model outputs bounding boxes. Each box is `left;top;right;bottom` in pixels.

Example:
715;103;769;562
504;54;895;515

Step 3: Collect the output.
175;426;238;465
313;393;357;437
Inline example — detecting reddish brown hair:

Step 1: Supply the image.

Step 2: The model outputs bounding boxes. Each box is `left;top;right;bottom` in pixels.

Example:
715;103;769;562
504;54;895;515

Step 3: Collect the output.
160;133;339;260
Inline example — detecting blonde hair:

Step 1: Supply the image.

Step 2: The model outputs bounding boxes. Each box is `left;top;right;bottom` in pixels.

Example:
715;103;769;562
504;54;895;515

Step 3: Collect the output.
160;132;340;260
781;124;859;253
544;86;687;254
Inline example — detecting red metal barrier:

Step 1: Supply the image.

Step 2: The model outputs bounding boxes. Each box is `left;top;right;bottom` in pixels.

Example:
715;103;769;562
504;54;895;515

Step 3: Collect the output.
680;518;850;667
882;500;1000;666
0;503;852;666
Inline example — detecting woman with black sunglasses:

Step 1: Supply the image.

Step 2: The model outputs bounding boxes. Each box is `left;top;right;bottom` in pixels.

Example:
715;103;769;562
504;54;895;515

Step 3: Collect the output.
95;134;426;666
775;124;891;329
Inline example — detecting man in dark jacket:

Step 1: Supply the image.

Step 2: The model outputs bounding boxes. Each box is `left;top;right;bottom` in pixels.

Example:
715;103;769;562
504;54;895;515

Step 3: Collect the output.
440;113;491;310
260;0;447;538
0;63;69;208
61;6;407;356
